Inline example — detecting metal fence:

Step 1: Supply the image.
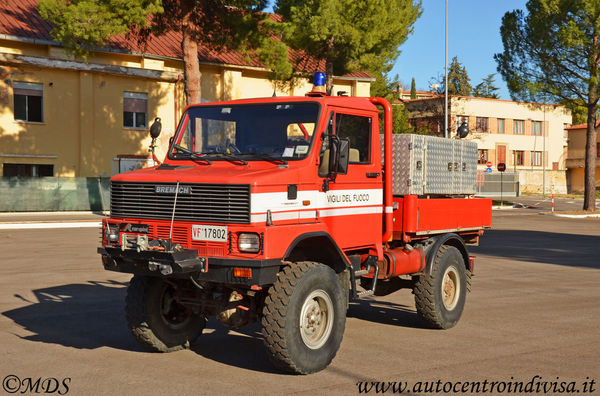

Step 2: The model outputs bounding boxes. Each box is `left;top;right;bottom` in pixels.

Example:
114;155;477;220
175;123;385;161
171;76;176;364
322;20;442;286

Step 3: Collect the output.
0;177;110;212
475;171;520;197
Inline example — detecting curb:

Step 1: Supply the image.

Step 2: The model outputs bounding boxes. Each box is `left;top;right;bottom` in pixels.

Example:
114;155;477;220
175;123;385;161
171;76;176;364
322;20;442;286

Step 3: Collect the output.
539;212;600;219
0;221;102;230
0;211;108;217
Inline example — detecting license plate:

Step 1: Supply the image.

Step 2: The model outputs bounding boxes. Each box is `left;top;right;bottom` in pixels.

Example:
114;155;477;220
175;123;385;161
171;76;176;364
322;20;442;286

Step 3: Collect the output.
191;225;228;242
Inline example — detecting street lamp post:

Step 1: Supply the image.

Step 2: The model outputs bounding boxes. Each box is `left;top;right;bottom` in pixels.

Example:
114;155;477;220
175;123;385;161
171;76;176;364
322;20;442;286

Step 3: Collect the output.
543;98;546;197
444;0;448;138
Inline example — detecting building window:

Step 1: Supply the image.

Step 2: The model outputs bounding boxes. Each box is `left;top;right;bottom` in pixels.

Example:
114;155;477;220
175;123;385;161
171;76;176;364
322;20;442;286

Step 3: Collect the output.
531;120;542;136
478;149;488;164
497;118;505;133
531;151;542;166
13;81;43;122
3;163;54;177
123;92;147;129
514;150;524;166
513;120;524;134
476;117;488;132
457;115;469;130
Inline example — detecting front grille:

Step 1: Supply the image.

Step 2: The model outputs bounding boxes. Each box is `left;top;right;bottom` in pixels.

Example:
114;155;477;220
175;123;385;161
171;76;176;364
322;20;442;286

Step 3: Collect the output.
111;181;251;224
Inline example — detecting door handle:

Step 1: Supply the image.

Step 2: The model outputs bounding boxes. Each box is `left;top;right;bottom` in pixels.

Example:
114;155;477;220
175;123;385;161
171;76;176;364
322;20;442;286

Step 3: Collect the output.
366;172;380;178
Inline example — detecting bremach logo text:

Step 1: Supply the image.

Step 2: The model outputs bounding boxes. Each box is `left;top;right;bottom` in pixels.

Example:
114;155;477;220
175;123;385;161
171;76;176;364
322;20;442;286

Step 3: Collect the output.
155;185;191;194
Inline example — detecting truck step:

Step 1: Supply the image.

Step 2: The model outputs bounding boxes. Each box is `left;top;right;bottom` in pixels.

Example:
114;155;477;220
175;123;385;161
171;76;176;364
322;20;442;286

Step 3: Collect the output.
350;262;379;300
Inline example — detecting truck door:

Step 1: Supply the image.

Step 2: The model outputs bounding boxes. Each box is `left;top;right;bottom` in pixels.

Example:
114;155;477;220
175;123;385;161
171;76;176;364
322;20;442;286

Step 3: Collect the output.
317;109;383;249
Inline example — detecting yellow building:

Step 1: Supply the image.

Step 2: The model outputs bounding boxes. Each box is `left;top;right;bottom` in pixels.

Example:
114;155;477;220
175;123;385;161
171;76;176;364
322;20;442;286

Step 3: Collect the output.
0;1;373;178
565;123;600;193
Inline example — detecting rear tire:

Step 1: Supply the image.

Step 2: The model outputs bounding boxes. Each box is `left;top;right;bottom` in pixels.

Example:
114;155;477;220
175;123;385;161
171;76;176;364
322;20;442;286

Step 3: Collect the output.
126;276;206;352
262;262;346;374
414;245;467;329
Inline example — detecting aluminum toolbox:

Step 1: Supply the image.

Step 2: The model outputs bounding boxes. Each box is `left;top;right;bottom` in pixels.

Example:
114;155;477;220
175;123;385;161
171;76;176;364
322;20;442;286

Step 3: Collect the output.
381;134;478;195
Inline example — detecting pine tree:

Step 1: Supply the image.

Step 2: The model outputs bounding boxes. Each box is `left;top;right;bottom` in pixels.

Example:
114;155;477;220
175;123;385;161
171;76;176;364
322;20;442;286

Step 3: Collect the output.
429;56;472;96
39;0;289;105
275;0;422;95
446;56;472;96
495;0;600;210
473;73;500;99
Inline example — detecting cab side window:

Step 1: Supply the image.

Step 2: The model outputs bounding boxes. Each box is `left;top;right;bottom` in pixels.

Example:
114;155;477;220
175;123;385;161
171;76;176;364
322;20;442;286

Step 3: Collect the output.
335;113;371;163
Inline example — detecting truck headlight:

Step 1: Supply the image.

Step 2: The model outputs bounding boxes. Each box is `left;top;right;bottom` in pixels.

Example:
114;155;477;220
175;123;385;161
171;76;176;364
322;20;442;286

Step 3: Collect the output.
105;224;119;243
238;233;260;253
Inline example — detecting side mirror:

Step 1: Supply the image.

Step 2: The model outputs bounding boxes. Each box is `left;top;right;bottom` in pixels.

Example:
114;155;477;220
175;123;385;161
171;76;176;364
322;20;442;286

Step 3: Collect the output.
150;117;162;139
335;138;350;174
328;137;350;176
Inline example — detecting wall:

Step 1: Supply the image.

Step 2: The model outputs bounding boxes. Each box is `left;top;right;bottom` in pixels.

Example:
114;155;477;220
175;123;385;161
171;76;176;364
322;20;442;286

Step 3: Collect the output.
566;127;600;192
0;177;109;211
518;170;568;194
0;39;372;178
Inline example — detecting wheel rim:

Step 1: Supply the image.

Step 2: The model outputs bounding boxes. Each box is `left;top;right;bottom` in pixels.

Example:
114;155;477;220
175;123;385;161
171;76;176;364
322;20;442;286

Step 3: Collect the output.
160;284;191;330
441;266;460;311
299;289;334;350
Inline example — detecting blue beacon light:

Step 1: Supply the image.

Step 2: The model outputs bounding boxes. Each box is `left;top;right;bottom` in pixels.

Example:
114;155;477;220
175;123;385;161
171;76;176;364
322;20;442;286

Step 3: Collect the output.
311;72;326;94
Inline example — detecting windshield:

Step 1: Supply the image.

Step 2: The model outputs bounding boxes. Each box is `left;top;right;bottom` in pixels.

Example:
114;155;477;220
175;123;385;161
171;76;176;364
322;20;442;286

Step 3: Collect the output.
169;102;320;162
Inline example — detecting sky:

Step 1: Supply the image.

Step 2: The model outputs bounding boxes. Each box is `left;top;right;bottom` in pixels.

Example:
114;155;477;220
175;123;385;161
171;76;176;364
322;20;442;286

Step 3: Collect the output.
265;1;529;99
390;0;529;99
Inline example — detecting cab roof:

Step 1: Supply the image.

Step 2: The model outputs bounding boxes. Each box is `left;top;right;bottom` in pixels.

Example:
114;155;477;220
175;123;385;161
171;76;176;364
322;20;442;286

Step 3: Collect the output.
182;95;380;113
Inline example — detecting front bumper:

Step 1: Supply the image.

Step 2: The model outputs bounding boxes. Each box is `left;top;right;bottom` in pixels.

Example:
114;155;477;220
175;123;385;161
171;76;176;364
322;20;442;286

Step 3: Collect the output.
98;247;282;286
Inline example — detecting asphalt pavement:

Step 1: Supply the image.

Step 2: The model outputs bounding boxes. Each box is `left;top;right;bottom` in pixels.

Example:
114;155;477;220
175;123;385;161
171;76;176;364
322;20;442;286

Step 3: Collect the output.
0;209;598;395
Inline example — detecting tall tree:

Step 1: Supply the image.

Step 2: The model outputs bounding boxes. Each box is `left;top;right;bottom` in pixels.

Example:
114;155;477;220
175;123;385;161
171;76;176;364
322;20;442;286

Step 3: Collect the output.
410;77;417;99
495;0;599;211
275;0;422;95
473;73;500;99
447;56;472;96
429;56;472;96
39;0;290;105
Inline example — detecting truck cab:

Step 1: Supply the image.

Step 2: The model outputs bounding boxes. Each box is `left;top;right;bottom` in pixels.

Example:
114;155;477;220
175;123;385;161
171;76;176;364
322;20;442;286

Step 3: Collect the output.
99;85;491;374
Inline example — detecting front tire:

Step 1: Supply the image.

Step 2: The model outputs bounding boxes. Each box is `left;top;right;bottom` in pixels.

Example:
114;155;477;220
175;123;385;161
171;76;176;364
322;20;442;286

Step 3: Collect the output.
126;276;206;352
414;245;467;329
262;262;346;374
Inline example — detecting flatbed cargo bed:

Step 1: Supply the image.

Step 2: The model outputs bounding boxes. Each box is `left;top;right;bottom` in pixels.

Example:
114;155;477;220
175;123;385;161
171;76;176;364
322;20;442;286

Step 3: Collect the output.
392;195;492;242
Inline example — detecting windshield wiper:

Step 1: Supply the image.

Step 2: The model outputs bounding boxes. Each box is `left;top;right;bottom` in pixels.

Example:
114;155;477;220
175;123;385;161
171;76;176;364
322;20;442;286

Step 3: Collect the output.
243;153;288;165
172;144;212;164
203;152;248;165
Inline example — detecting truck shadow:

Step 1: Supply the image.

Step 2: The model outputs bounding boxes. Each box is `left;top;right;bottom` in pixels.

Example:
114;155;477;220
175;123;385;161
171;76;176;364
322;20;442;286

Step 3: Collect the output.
1;280;139;351
347;299;422;329
2;280;424;373
190;320;280;374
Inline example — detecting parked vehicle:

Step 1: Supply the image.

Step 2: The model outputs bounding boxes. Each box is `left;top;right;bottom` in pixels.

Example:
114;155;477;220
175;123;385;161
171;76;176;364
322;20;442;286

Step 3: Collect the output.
98;74;492;374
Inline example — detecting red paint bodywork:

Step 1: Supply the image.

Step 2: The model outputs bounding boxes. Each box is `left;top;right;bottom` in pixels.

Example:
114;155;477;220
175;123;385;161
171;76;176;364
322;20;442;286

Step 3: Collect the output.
105;95;492;278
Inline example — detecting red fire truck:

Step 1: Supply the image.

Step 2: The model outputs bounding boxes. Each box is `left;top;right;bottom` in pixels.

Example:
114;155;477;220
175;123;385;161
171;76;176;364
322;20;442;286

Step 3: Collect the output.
98;75;492;374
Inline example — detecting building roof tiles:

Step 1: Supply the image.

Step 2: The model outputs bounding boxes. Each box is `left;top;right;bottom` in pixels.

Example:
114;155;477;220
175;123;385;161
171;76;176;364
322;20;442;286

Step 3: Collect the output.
0;0;371;79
